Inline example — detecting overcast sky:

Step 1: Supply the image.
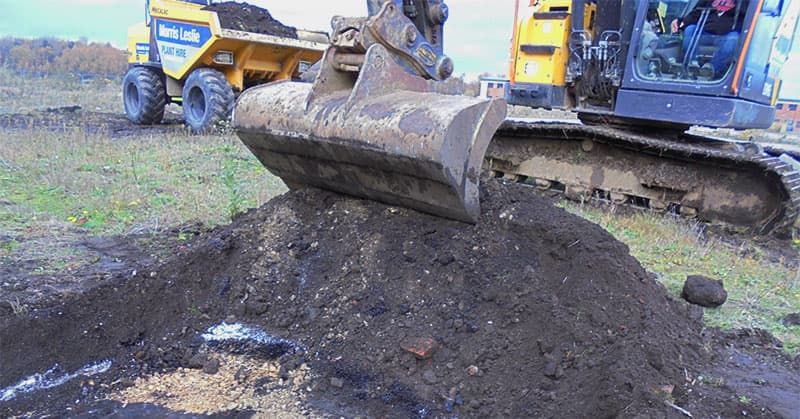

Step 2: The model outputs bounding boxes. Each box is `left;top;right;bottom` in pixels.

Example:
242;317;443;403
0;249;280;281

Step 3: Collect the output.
0;0;797;97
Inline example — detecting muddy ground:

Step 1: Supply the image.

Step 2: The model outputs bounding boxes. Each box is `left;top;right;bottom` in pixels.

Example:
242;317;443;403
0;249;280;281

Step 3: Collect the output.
205;2;298;39
0;106;185;138
2;181;799;418
0;222;204;312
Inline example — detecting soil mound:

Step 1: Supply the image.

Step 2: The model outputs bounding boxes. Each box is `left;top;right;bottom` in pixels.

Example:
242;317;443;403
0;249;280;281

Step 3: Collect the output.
166;180;746;417
205;2;298;39
1;181;784;417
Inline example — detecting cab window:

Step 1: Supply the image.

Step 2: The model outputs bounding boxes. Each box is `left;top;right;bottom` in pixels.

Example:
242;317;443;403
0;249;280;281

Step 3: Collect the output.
636;0;748;83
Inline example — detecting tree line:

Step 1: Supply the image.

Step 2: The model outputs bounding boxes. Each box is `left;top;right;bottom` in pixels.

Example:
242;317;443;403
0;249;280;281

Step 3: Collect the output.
0;37;127;78
0;36;489;93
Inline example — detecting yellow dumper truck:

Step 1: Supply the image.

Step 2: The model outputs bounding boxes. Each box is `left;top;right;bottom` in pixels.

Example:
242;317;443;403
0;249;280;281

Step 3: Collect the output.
124;0;328;133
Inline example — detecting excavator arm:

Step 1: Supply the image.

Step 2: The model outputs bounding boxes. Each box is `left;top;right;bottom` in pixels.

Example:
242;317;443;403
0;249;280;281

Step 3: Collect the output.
233;1;506;222
325;1;452;81
366;0;448;56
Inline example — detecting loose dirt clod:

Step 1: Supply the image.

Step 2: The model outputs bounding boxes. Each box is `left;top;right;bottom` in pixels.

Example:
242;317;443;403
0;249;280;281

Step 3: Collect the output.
202;358;221;374
783;313;800;327
682;275;728;308
205;2;298;39
1;180;794;417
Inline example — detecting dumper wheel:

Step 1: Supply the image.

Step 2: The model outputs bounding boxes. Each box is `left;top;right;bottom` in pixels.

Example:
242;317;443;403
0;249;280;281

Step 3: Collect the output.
182;68;235;134
123;67;166;125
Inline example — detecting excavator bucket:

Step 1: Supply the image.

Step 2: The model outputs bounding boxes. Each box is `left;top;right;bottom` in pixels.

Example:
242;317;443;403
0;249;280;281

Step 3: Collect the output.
233;44;506;222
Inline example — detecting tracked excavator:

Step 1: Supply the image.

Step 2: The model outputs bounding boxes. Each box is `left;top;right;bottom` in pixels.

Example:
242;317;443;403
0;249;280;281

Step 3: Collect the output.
233;0;800;236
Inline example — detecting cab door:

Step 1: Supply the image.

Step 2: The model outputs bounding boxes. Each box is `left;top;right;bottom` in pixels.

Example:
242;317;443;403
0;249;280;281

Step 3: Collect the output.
736;0;799;105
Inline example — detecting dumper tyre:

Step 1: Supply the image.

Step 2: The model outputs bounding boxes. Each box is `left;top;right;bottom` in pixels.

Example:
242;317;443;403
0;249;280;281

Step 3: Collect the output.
123;66;166;125
182;68;235;134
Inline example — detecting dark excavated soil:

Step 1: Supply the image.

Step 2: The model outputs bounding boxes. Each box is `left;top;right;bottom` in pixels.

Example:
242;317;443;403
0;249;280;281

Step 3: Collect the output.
205;2;298;39
2;181;799;417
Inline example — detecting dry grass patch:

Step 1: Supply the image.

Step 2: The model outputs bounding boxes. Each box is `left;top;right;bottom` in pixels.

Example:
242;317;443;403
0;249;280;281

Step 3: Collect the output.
0;68;121;114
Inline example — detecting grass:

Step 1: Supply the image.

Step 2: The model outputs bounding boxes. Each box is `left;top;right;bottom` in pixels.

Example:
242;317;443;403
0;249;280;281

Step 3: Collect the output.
10;297;28;316
563;202;800;353
0;68;283;276
0;127;286;276
0;237;19;255
0;128;285;237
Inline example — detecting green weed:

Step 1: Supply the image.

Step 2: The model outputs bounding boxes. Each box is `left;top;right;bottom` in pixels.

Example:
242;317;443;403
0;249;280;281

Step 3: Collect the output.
10;297;28;316
221;152;247;221
0;238;19;255
697;375;726;387
188;305;203;318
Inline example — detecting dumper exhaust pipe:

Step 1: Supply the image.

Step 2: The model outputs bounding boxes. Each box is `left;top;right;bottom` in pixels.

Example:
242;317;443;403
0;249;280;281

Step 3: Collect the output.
234;2;506;222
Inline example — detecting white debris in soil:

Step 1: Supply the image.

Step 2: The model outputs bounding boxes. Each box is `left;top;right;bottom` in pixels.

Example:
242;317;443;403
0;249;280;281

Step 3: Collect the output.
202;322;303;352
0;359;111;402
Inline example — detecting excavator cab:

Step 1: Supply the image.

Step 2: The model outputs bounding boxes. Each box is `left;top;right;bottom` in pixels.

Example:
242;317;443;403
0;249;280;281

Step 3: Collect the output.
635;0;746;81
620;0;798;128
508;0;798;129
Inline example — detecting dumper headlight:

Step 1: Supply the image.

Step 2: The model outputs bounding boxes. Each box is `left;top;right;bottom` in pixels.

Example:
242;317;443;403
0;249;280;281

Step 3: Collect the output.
213;51;234;66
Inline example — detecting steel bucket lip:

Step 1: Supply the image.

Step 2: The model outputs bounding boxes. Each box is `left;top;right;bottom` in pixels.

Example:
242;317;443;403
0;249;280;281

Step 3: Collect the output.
234;44;507;223
235;85;506;222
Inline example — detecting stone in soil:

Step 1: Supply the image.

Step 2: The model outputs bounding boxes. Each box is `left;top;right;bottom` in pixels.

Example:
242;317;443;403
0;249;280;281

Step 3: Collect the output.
421;369;438;384
400;336;438;360
203;358;221;375
187;353;208;369
329;377;344;388
681;275;728;308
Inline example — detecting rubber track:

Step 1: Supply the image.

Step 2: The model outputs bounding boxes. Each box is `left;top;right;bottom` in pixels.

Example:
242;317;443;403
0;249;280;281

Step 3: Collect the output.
495;119;800;235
